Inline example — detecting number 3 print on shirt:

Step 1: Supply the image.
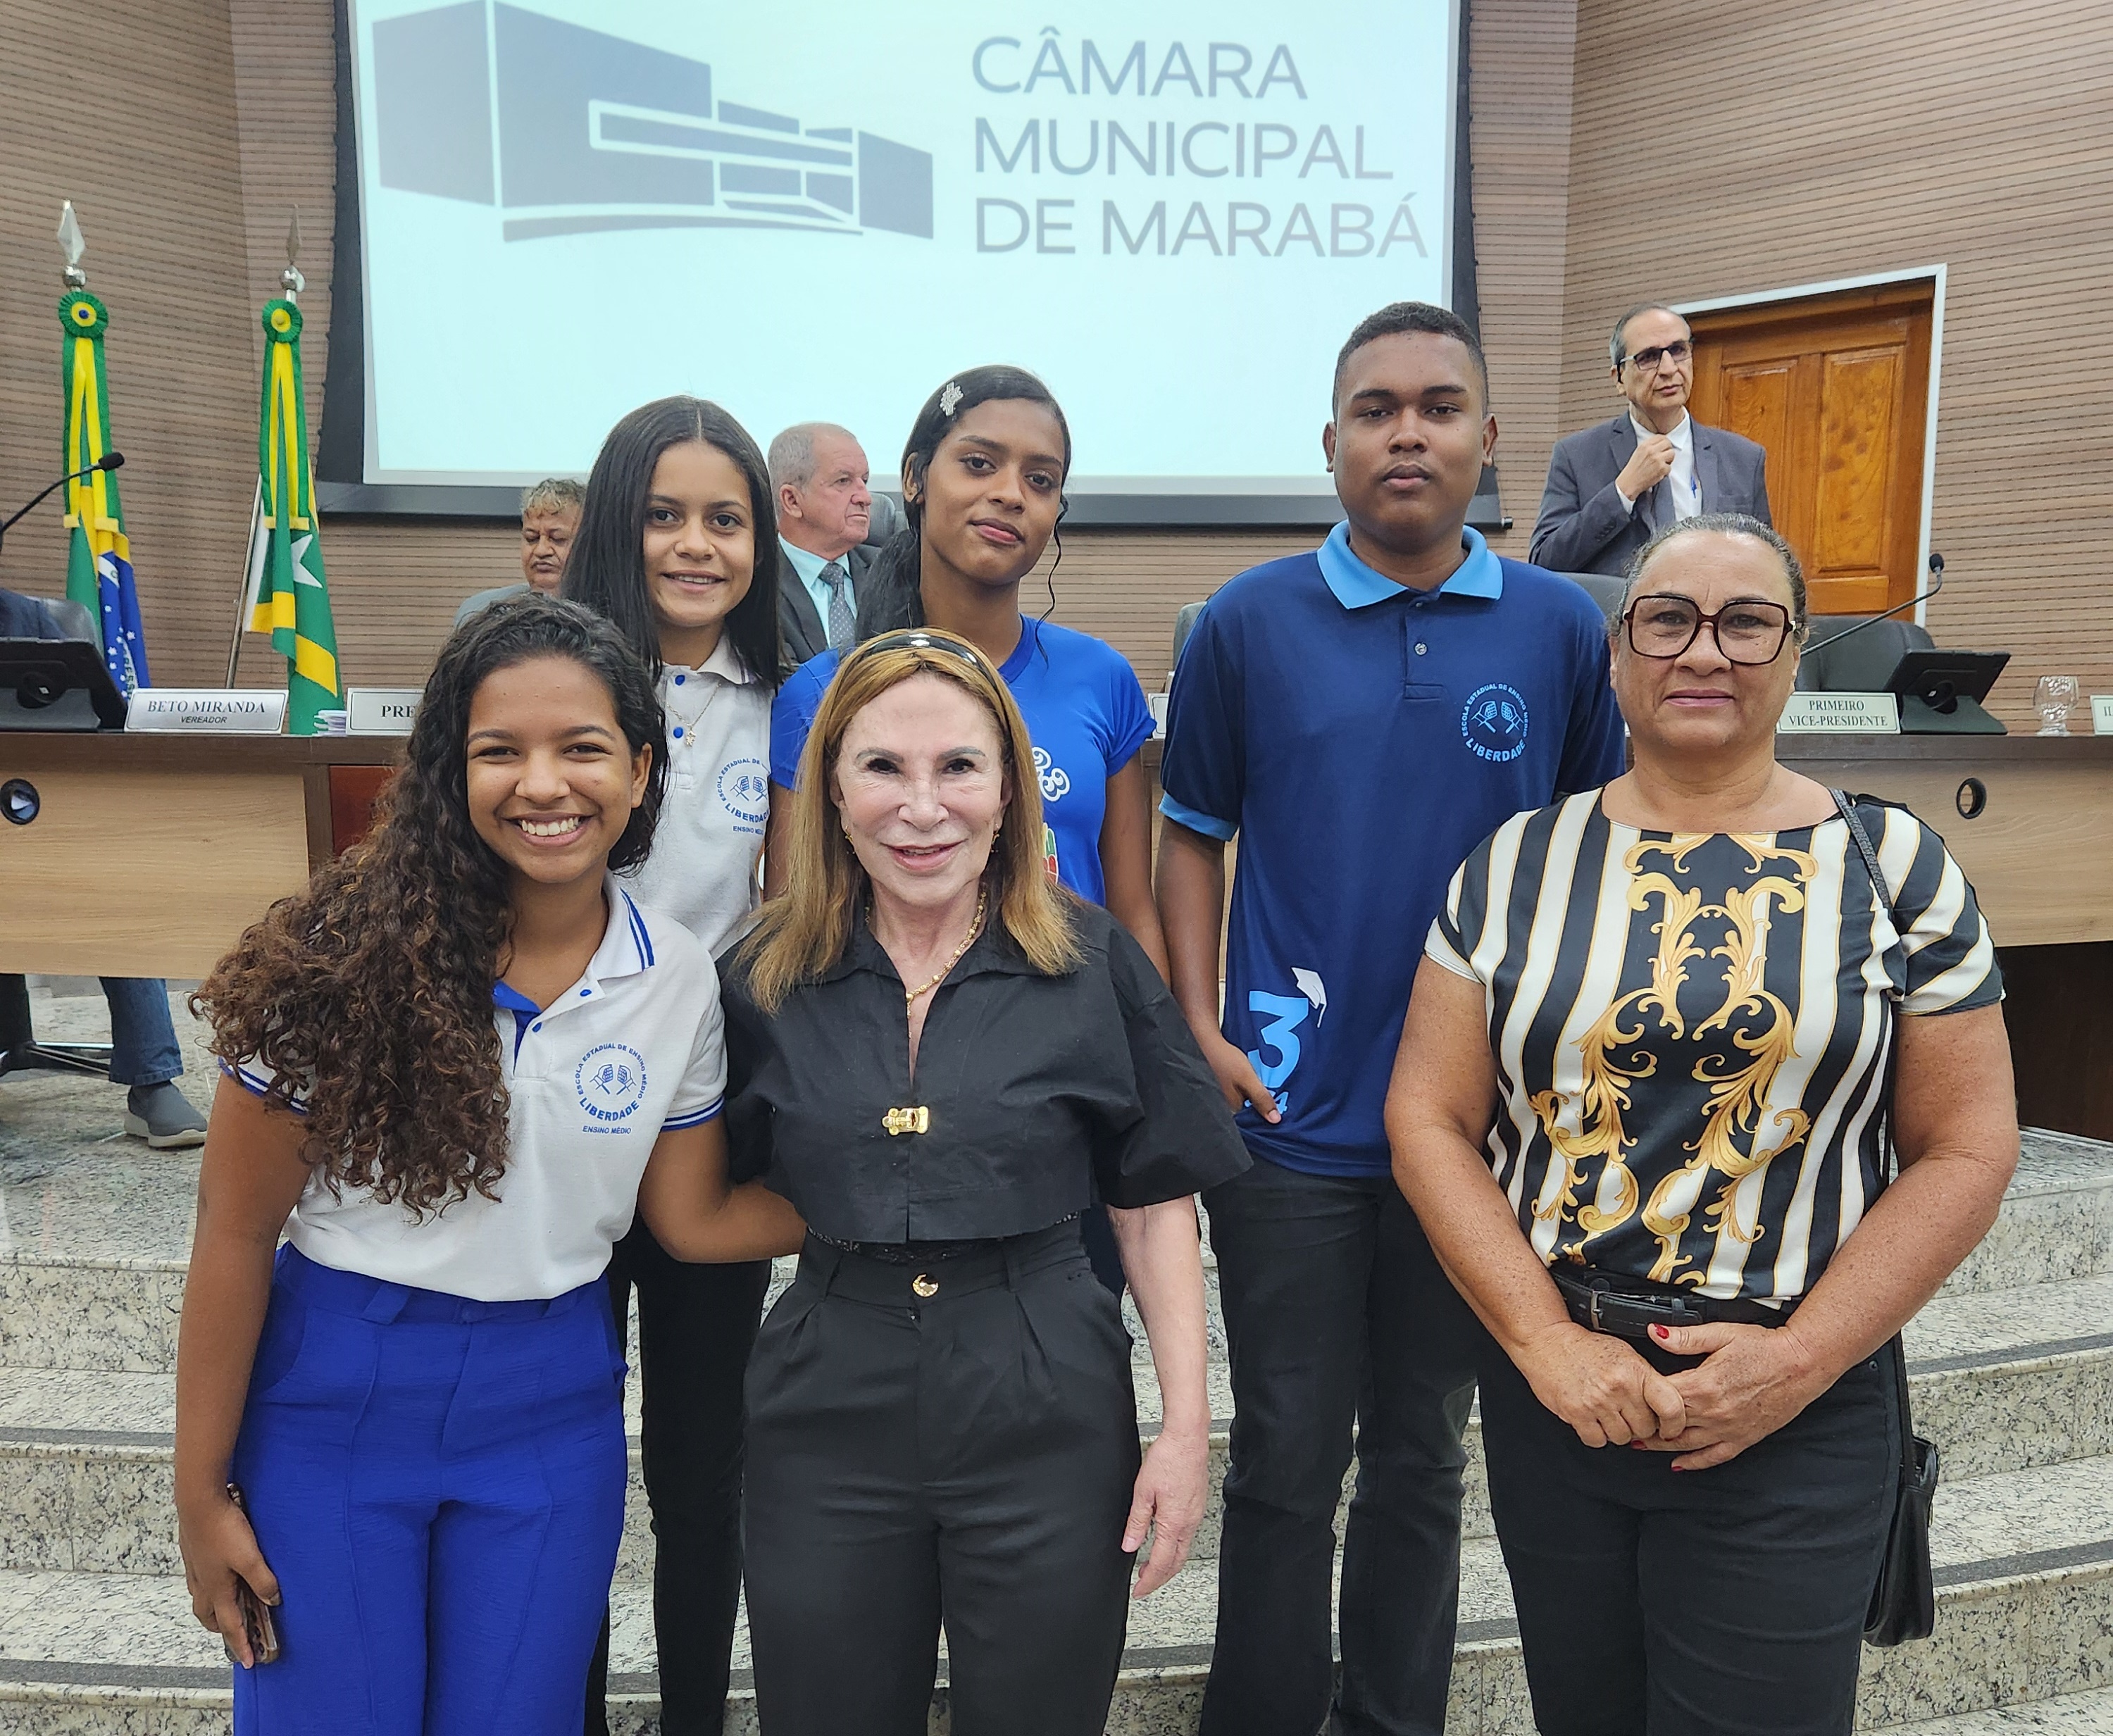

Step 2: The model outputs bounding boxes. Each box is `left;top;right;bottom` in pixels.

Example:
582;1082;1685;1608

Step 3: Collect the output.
1246;991;1311;1117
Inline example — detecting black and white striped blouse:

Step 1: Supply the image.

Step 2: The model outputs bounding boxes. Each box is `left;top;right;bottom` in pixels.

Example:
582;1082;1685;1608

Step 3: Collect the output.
1426;791;2002;1304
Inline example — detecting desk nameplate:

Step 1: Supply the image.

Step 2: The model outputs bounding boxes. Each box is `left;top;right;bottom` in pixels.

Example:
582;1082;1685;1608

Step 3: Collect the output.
1778;692;1900;735
2093;696;2113;735
347;687;423;735
125;688;287;734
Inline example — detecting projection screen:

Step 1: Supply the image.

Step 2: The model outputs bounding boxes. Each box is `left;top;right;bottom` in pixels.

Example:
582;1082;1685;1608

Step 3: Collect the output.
332;1;1464;520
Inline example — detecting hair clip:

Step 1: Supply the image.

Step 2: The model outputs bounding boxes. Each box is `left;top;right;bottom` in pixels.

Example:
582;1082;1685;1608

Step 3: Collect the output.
938;380;964;418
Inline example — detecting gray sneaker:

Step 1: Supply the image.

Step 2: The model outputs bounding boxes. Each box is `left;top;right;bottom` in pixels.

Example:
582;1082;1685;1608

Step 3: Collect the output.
123;1082;208;1150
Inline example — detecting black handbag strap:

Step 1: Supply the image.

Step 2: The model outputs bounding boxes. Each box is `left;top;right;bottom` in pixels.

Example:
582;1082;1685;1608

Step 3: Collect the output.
1831;789;1919;1474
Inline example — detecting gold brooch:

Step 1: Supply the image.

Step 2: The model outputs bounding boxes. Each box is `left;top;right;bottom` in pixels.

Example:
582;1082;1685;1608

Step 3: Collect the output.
883;1106;930;1136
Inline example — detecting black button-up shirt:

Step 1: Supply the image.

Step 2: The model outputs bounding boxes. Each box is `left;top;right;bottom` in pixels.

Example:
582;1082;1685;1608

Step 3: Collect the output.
720;900;1249;1243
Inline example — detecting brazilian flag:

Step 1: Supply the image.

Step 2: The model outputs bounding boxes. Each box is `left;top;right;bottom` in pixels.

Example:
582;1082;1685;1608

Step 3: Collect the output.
248;297;341;732
59;290;149;692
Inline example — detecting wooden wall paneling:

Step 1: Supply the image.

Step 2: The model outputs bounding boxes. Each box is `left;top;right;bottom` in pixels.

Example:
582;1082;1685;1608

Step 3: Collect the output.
0;0;261;689
1461;0;1582;559
1560;0;2113;728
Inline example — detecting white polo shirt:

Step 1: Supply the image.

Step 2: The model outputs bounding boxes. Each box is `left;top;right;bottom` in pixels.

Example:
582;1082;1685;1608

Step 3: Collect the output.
227;880;726;1301
622;637;772;955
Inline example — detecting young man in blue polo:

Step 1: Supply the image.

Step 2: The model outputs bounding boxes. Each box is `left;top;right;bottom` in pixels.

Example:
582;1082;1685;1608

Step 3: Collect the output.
1157;302;1624;1736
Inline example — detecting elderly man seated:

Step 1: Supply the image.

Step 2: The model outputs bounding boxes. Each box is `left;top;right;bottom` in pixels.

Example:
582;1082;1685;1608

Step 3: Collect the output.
454;477;586;625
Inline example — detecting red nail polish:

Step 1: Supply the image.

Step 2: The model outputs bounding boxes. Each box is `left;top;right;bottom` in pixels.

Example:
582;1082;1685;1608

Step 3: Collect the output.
1652;1324;1669;1340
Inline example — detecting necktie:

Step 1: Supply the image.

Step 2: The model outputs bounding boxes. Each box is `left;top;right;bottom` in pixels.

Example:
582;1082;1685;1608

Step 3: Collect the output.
819;561;854;651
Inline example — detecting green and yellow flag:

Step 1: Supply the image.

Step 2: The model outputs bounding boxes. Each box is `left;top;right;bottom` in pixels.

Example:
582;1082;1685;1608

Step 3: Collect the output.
59;289;149;692
246;297;341;732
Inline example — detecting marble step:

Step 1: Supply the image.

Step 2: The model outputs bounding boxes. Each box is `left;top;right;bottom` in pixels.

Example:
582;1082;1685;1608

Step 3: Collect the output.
3;1128;2107;1378
1878;1687;2113;1733
2;1268;2108;1580
0;1453;2107;1735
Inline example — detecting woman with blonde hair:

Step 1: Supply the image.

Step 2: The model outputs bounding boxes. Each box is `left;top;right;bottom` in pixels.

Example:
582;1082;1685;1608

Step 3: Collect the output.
723;627;1247;1736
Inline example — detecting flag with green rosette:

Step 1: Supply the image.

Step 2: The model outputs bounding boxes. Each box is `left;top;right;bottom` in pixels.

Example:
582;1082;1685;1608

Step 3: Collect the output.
246;297;341;732
58;289;149;692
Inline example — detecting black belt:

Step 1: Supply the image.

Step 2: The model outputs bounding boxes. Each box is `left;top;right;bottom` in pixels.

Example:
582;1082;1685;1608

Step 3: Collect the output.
799;1221;1085;1306
1552;1267;1797;1342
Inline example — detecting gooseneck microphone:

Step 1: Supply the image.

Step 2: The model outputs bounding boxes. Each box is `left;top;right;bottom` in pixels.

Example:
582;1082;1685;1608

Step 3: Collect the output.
0;451;125;556
1802;551;1944;656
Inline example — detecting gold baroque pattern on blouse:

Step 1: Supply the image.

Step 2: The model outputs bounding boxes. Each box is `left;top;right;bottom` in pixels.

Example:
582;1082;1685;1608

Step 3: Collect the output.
1528;834;1819;1285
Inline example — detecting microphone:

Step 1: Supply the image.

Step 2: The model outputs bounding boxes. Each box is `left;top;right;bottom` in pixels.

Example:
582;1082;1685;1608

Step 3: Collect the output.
1802;551;1944;656
0;451;125;556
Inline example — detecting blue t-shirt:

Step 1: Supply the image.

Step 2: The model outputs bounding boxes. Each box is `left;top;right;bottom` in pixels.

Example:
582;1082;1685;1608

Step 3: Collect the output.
1159;524;1626;1178
771;616;1155;908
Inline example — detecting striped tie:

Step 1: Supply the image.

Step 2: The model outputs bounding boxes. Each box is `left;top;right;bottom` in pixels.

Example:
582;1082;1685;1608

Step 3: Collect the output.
820;560;854;651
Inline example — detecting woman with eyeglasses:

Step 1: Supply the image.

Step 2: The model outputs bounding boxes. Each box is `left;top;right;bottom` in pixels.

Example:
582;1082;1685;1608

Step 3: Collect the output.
1385;514;2018;1735
725;628;1246;1735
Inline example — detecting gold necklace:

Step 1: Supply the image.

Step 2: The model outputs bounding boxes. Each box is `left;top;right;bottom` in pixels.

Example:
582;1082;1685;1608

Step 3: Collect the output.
899;887;988;1006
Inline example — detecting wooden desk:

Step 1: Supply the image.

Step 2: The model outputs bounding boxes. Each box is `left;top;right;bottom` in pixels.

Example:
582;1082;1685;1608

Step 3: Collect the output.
0;732;404;979
1776;735;2113;947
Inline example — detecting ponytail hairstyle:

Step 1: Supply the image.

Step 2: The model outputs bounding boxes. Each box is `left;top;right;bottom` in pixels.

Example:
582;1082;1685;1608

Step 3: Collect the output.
194;596;668;1216
855;365;1073;639
563;394;783;688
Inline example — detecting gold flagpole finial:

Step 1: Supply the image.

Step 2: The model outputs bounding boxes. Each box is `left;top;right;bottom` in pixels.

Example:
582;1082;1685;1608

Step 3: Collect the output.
57;201;87;289
280;208;305;300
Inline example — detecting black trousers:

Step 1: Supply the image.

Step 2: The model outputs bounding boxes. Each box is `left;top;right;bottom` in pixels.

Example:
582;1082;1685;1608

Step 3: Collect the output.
1201;1158;1481;1736
1477;1332;1895;1736
743;1225;1140;1736
582;1220;770;1736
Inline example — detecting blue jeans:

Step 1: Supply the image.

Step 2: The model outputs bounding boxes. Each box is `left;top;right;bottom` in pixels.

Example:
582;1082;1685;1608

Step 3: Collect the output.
99;977;182;1086
232;1246;627;1735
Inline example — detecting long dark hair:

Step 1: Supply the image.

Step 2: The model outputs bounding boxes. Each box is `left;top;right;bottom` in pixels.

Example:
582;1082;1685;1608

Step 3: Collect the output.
563;395;783;687
856;365;1073;638
194;596;669;1216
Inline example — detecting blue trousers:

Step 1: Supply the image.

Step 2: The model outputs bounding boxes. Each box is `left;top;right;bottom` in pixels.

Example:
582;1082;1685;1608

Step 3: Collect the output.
99;977;182;1085
231;1247;627;1735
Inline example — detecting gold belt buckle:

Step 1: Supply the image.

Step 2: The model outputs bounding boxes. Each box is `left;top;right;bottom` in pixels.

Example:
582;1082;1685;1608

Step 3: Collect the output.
911;1273;940;1299
883;1106;930;1136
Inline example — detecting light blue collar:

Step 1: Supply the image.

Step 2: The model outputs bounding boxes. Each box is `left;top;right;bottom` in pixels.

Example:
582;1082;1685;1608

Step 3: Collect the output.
1317;521;1504;608
779;537;835;587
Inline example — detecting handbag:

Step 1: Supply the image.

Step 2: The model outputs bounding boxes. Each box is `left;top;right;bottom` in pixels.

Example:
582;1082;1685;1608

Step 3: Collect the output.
1833;789;1940;1647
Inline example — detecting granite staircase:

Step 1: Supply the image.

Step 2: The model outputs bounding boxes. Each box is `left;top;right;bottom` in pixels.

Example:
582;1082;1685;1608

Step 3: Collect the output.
1;990;2109;1732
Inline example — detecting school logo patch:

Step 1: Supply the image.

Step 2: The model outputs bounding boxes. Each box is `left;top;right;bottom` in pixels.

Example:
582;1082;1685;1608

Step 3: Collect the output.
716;757;771;828
576;1043;648;1124
1461;683;1529;763
1033;746;1071;802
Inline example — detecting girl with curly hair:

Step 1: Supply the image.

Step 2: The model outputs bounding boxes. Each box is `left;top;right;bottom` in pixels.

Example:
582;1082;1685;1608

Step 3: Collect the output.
173;596;803;1735
560;396;787;1732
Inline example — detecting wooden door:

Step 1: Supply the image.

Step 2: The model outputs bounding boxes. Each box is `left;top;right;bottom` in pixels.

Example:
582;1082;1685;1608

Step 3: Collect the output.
1688;282;1933;616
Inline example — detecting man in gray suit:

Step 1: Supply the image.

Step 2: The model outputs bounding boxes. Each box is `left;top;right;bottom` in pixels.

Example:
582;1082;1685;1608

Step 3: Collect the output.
768;422;876;667
1531;302;1771;577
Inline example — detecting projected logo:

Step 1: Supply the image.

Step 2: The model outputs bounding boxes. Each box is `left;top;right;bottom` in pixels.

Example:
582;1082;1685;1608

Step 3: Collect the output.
368;3;934;243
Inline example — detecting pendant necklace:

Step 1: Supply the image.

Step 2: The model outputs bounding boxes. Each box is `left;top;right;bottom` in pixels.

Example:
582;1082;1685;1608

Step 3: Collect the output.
899;886;988;1006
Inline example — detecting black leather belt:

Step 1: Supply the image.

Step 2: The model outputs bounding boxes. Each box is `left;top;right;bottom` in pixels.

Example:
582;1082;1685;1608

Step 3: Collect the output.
1552;1267;1796;1342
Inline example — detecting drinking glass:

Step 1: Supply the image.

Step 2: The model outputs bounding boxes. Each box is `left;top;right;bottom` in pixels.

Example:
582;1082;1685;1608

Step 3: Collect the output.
2035;675;2081;736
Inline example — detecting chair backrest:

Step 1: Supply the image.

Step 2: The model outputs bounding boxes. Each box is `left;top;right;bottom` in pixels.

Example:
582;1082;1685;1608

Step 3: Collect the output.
1172;601;1207;673
1795;616;1935;692
1561;570;1627;624
49;598;98;645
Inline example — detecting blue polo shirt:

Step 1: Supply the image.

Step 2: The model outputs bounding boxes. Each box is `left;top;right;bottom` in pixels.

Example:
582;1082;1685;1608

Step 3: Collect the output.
771;616;1154;908
1159;523;1624;1178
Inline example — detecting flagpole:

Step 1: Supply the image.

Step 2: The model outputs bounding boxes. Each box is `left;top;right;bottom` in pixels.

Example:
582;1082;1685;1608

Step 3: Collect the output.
230;212;306;692
225;475;263;685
